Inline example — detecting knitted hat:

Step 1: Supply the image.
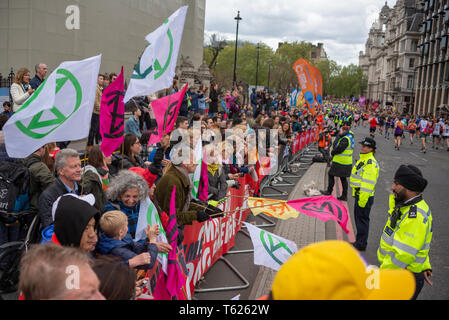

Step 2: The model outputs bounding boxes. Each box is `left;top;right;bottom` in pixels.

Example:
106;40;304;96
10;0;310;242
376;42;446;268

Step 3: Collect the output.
129;167;157;189
394;165;428;193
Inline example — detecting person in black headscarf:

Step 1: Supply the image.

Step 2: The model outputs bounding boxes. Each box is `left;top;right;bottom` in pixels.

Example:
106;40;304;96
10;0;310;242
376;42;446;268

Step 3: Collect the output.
50;195;101;255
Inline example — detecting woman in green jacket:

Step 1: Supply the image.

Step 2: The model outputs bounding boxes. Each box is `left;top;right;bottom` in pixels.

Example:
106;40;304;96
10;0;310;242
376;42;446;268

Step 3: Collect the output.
81;146;110;212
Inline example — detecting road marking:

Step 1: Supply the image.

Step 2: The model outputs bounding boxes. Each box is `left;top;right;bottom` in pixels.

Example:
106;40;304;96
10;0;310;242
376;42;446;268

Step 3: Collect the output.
409;152;428;162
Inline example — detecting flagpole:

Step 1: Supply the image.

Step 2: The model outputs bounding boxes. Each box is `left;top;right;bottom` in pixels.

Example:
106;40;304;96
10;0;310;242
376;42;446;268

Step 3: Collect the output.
121;142;124;170
208;202;292;218
81;148;87;195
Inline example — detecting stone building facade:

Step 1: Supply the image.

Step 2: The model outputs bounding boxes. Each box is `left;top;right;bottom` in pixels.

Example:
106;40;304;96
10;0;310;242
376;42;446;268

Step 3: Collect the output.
360;1;424;113
0;0;206;81
311;43;328;63
176;55;213;90
414;0;449;116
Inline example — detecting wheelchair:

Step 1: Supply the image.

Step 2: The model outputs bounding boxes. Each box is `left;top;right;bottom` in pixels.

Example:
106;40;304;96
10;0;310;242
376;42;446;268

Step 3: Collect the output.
0;211;43;295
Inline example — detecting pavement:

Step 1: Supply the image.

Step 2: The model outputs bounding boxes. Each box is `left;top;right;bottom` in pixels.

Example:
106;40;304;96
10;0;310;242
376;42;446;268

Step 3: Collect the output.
248;162;327;300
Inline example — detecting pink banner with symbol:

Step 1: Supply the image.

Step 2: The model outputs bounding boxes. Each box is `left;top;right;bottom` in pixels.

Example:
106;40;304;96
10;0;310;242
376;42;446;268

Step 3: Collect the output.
100;67;125;157
287;196;349;234
147;84;188;146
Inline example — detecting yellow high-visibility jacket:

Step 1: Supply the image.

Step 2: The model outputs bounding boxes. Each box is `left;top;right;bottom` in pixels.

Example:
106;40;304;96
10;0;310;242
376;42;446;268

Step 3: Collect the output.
350;152;379;208
377;194;432;274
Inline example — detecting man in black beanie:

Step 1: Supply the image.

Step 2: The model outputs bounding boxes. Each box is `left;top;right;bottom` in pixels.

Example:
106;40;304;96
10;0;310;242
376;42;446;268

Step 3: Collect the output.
377;165;433;300
392;165;428;202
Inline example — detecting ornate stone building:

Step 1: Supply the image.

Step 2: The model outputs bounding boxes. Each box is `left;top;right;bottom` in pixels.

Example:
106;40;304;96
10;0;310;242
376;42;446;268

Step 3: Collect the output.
414;0;449;116
176;56;212;90
360;1;424;113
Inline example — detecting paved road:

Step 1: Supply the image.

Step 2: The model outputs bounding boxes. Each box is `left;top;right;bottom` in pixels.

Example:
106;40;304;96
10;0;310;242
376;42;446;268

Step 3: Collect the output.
338;124;449;300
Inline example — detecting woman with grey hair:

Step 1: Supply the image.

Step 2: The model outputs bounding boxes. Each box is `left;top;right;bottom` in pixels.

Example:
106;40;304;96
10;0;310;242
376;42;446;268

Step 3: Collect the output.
102;170;148;239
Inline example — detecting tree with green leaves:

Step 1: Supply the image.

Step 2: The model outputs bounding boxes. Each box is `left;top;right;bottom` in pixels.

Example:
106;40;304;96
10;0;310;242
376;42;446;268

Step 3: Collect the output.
203;40;367;97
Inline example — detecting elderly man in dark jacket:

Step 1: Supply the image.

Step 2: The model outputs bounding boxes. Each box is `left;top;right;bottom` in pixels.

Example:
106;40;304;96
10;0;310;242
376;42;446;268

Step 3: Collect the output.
154;144;207;226
154;143;223;244
38;149;82;227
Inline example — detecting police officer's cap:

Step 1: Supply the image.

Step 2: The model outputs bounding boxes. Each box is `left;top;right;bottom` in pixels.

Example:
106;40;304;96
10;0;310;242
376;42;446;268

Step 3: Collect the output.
359;137;376;149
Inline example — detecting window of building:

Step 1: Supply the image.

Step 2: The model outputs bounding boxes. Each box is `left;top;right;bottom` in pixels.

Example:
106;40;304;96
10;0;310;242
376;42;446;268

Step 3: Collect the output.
411;40;418;52
409;58;415;68
445;62;449;81
441;35;448;51
407;75;414;89
425;43;430;55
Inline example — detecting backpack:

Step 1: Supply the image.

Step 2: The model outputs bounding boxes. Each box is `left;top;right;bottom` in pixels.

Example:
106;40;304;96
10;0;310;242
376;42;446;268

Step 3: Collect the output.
0;158;40;224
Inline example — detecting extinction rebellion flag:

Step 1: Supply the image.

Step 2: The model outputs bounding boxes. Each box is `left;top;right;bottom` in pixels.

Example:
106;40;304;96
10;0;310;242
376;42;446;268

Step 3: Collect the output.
124;6;188;103
146;84;188;146
100;67;125;157
4;55;101;158
248;196;349;234
244;222;298;271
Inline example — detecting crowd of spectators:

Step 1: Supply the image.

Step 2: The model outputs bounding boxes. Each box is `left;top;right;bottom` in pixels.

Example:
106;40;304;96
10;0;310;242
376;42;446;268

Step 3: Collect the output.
3;61;439;300
2;67;332;299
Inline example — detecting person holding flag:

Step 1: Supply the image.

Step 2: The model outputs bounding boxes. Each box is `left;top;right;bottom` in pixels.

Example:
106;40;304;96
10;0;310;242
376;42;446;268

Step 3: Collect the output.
154;143;222;243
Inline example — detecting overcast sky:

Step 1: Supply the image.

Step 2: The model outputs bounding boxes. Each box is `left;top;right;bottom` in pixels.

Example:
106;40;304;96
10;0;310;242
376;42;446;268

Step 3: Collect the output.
204;0;392;66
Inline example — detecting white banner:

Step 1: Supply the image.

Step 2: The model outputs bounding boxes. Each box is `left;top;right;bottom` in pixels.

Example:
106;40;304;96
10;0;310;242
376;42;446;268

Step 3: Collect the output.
124;6;188;103
4;55;102;158
244;222;298;271
191;137;203;199
135;197;169;274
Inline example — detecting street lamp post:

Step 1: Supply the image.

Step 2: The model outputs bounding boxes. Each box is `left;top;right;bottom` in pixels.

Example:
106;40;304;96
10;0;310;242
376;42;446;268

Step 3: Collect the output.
233;11;242;87
255;43;260;89
267;59;272;93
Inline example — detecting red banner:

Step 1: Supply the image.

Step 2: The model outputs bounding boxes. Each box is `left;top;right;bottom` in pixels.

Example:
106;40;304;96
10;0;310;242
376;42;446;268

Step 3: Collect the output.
181;174;256;297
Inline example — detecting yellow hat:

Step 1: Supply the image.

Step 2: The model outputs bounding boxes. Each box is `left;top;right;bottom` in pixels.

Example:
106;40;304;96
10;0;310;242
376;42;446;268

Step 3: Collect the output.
271;241;415;300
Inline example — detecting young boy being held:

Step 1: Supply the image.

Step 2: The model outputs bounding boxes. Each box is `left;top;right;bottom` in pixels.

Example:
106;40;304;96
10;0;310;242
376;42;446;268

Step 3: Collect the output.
97;210;159;269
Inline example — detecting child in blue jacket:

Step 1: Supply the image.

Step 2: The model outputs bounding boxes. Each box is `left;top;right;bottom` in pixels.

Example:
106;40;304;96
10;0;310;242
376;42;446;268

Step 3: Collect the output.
97;210;159;270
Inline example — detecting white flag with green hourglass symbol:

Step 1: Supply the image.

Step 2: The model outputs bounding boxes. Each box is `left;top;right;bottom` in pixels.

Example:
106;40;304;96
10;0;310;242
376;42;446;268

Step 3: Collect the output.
124;6;188;103
244;222;298;271
4;55;102;159
135;197;169;274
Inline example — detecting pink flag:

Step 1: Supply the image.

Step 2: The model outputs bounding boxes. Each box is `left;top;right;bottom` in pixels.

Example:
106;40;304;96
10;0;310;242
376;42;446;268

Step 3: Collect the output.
359;96;366;108
287;196;349;234
198;150;209;202
165;186;187;297
100;67;125;157
147;84;188;146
